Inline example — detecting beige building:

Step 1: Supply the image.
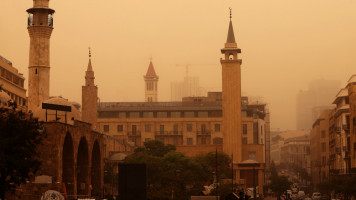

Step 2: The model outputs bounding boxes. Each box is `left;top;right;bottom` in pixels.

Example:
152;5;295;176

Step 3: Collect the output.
310;109;331;188
0;55;26;109
280;135;310;172
347;75;356;173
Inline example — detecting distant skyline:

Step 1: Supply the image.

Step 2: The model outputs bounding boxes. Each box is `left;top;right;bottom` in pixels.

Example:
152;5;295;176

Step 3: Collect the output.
1;0;356;130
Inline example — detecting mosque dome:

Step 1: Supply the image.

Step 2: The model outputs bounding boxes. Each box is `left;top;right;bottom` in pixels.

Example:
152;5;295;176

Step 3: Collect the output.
0;90;12;107
33;96;81;124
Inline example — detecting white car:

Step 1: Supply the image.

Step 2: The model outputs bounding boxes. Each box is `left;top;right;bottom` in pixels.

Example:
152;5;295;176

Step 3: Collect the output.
312;192;321;200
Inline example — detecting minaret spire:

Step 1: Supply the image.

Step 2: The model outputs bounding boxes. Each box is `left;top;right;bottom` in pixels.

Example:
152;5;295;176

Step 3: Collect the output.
82;48;98;130
226;7;236;44
87;47;93;71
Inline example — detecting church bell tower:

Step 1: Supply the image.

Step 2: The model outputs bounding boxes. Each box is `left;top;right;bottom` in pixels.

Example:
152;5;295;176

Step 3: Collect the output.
144;60;159;102
27;0;55;112
221;9;243;163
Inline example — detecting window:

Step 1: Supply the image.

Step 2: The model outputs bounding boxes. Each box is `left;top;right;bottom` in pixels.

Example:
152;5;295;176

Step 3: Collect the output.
242;137;247;144
160;125;165;134
321;131;326;138
173;138;179;145
187;138;193;145
145;124;151;132
171;112;181;118
213;137;223;144
157;112;167;118
129;112;140;118
322;143;326;152
201;138;206;145
118;112;126;118
173;124;178;134
143;112;154;118
242;124;247;134
147;82;153;91
322;156;326;166
187;124;193;132
103;125;109;132
214;124;221;132
132;125;137;135
184;112;194;118
198;111;208;118
201;124;206;134
145;138;151;142
117;125;123;132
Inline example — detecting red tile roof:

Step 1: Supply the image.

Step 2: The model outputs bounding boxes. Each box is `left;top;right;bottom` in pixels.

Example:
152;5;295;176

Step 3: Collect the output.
145;61;157;77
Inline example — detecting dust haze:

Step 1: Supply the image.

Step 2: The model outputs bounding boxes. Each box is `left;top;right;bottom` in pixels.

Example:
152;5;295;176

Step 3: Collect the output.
0;0;355;130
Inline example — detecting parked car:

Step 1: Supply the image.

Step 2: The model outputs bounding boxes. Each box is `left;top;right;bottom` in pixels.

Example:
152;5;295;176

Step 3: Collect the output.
298;191;306;198
312;192;321;200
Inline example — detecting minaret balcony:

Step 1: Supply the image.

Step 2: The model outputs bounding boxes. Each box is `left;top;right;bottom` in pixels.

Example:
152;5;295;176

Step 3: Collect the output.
27;14;54;27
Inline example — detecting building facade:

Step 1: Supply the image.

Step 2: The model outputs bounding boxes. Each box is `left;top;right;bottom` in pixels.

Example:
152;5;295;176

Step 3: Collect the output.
280;135;311;171
0;55;26;109
310;109;331;188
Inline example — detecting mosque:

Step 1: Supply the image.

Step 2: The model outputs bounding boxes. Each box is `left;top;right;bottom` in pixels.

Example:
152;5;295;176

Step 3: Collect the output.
1;0;271;198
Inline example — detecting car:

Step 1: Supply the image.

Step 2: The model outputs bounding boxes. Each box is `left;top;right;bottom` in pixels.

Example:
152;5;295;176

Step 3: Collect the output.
312;192;321;200
298;191;305;197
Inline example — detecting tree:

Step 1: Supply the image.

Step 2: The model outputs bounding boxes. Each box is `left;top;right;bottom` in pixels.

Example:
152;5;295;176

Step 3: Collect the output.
0;107;43;200
124;140;229;200
268;175;292;196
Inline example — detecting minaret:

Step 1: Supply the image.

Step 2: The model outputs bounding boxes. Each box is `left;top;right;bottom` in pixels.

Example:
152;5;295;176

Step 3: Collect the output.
144;59;159;102
221;9;243;163
27;0;55;112
82;48;98;130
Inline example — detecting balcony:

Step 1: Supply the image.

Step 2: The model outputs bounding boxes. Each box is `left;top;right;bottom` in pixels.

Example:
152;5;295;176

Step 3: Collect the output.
155;131;183;136
127;131;141;137
196;131;211;136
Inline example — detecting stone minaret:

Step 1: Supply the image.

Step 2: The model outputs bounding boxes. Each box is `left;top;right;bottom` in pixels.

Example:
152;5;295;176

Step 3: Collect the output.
144;60;159;102
82;49;98;130
27;0;55;112
221;11;243;163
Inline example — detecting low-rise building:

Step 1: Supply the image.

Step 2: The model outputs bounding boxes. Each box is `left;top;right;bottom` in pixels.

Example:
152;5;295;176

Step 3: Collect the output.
0;55;26;109
310;109;332;188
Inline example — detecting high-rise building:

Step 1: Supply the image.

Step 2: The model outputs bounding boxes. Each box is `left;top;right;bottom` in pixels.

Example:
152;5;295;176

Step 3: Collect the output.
296;79;340;130
27;0;55;112
144;61;159;102
170;76;202;101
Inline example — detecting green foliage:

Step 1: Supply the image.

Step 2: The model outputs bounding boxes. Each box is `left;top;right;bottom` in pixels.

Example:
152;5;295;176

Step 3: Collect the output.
124;140;231;200
268;175;292;195
194;151;231;180
0;108;43;200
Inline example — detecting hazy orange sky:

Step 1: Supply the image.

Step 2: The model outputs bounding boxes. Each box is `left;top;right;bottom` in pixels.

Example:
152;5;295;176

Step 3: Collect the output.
1;0;356;130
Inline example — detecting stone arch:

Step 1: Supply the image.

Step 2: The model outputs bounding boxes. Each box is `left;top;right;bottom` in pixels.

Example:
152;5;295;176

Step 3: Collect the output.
62;132;74;198
91;140;101;197
77;137;89;196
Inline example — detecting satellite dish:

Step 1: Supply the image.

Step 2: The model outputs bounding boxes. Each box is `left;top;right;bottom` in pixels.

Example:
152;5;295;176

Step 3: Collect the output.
41;190;64;200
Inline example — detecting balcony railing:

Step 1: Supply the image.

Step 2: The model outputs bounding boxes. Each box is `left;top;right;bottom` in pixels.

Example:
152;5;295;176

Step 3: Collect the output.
155;131;183;136
127;131;141;137
196;131;211;136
